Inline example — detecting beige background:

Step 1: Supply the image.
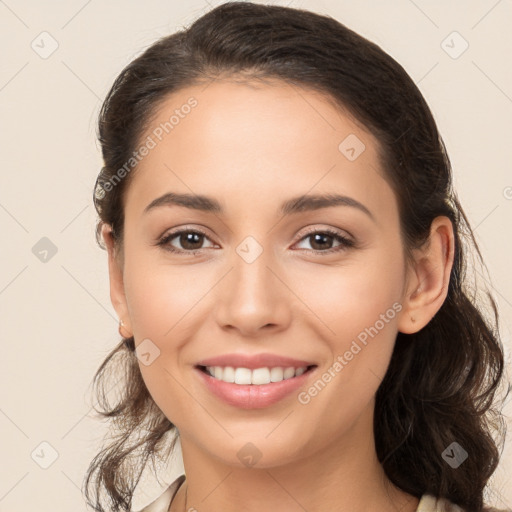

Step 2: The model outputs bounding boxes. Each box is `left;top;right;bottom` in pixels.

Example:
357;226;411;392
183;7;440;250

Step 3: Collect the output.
0;0;511;510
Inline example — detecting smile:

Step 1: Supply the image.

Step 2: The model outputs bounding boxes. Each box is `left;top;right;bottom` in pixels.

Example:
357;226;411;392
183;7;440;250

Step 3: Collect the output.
194;363;318;409
199;365;312;385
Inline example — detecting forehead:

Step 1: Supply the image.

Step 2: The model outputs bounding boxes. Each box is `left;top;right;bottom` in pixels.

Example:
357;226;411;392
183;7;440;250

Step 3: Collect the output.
124;79;397;224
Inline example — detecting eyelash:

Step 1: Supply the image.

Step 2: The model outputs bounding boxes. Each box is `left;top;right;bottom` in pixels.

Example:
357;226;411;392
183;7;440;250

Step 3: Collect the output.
156;226;355;256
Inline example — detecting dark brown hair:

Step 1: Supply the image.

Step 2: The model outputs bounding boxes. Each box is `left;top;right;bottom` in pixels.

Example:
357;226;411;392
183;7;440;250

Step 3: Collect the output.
85;2;510;511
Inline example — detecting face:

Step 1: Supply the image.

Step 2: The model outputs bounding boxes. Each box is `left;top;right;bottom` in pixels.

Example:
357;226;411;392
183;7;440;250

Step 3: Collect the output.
105;78;421;468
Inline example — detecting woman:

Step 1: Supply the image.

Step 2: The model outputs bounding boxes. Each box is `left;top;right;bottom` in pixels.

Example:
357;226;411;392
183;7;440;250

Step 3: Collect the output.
85;2;510;511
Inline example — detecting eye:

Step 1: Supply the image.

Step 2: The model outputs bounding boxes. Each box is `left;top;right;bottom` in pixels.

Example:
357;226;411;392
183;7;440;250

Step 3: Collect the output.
156;228;215;254
294;228;355;255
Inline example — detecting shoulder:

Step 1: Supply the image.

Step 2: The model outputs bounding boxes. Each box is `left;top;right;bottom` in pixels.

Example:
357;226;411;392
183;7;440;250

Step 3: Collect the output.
134;474;186;512
417;494;511;512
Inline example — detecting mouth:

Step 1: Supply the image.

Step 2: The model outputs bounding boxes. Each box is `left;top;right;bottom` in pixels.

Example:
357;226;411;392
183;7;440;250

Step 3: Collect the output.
193;363;318;409
195;364;317;385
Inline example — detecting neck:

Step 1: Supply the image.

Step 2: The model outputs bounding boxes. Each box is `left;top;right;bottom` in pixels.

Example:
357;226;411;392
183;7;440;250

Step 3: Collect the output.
172;403;419;512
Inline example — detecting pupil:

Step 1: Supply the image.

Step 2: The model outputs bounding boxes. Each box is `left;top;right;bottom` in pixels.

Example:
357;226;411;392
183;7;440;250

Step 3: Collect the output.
312;233;331;250
182;232;202;249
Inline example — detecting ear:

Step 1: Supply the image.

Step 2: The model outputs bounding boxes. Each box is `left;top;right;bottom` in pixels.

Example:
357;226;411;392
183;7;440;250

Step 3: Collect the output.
101;223;133;337
397;216;455;334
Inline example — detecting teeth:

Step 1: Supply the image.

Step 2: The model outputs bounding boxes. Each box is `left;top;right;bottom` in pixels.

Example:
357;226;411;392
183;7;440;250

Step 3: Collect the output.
283;367;295;379
204;365;309;385
222;366;235;383
270;367;283;382
235;367;252;385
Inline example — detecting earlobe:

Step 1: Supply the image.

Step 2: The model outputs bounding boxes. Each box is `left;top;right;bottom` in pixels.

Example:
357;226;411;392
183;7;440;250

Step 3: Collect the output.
397;216;455;334
101;223;133;337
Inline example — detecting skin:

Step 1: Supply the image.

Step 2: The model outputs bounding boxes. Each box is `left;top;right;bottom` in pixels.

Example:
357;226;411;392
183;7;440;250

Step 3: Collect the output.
102;78;455;512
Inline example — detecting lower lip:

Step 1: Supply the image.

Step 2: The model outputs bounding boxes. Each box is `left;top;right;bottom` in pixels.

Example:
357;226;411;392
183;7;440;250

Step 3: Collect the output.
195;366;317;409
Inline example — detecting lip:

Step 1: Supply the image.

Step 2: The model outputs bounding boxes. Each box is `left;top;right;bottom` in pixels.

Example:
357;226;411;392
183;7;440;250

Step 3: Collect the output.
194;364;317;409
195;352;315;370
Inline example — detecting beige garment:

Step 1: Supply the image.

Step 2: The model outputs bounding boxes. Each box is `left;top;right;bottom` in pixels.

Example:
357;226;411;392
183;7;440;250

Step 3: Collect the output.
135;474;510;512
135;474;185;512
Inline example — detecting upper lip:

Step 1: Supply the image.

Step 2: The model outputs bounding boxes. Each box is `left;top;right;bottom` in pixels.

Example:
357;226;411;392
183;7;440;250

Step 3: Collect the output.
195;353;316;370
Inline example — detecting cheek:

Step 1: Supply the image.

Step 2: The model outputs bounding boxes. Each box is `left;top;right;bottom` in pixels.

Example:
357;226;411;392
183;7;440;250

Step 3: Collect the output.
123;251;206;341
295;248;404;399
122;256;199;423
295;249;404;340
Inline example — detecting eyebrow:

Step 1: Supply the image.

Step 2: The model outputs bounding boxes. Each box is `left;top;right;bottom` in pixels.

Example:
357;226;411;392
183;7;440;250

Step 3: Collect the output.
143;192;375;221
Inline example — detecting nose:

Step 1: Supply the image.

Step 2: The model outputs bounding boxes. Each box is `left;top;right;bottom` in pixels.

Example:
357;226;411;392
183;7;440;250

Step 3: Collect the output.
214;244;291;337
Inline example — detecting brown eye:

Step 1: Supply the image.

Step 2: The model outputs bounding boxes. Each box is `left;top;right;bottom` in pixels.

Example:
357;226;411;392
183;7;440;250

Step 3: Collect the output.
176;232;205;250
295;229;355;255
157;229;214;254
